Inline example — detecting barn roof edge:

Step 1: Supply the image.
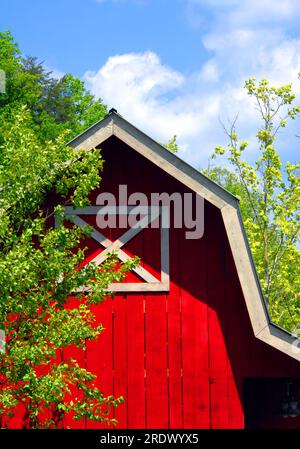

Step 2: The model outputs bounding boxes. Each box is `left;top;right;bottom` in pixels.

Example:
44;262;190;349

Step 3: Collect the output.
68;109;240;205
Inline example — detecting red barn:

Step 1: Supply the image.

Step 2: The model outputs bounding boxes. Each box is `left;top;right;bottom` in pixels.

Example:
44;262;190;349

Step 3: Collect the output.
10;109;300;430
65;110;300;429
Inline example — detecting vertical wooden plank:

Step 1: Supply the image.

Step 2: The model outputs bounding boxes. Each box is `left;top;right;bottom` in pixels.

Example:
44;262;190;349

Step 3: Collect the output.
107;220;128;429
180;200;210;428
113;294;127;428
141;160;169;429
116;213;146;428
85;297;114;428
206;207;229;428
226;359;244;428
85;142;120;429
126;294;146;428
6;404;26;429
167;224;183;428
123;143;147;428
145;294;169;428
225;240;247;428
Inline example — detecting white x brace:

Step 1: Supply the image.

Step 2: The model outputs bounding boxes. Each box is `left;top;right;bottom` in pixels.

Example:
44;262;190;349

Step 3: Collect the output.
58;206;170;292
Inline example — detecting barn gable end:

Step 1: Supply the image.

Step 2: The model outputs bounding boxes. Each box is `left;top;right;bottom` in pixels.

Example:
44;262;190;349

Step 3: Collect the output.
70;109;300;364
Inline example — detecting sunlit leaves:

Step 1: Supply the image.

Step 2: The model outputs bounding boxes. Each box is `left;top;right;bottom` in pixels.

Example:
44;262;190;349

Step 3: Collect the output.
0;107;135;428
208;78;300;330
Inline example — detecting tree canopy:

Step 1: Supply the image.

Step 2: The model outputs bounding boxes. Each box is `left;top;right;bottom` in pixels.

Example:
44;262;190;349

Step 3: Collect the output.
205;78;300;331
0;30;107;142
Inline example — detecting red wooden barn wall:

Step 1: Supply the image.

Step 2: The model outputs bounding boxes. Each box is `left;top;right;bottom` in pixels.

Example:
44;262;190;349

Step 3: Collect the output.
7;135;300;429
81;136;300;429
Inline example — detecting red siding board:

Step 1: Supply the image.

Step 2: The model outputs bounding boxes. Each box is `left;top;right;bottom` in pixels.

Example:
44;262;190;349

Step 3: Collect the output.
145;295;169;428
142;152;169;429
180;216;210;429
112;295;128;428
167;226;183;428
206;206;229;429
85;299;114;429
126;294;146;428
119;153;147;429
224;241;248;428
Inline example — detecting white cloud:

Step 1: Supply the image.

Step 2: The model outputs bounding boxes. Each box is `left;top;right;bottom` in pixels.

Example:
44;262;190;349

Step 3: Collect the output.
86;52;184;101
186;0;300;25
85;52;225;165
84;1;300;167
226;0;300;25
198;61;219;83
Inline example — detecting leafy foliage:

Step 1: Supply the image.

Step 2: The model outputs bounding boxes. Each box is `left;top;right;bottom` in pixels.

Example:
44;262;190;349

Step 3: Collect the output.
0;32;136;428
162;135;179;153
0;31;107;142
206;78;300;330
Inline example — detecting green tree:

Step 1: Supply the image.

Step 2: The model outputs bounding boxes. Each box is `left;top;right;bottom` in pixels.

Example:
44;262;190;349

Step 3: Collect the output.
202;165;260;221
29;71;108;141
0;108;135;428
0;30;132;428
207;78;300;330
0;31;107;142
0;31;41;136
163;135;179;153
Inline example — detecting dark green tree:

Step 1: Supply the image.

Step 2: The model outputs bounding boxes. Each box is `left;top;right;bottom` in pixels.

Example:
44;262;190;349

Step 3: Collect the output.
0;31;107;142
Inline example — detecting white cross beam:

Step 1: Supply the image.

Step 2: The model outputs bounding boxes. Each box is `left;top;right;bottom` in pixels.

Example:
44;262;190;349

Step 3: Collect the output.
59;205;170;292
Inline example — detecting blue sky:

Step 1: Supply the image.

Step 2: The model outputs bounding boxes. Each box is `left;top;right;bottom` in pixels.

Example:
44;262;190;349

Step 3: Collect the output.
1;0;300;167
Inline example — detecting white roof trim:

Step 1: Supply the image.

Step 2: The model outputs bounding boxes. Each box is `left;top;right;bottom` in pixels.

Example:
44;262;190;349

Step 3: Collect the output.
69;111;300;362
